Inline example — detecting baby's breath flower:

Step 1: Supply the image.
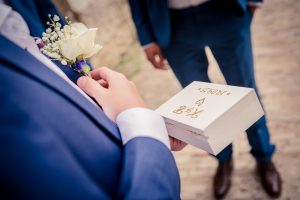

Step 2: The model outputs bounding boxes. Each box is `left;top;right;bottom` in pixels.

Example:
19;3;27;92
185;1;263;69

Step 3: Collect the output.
51;52;60;59
53;32;58;37
46;28;52;33
61;60;67;65
51;44;59;51
51;43;58;48
44;51;50;56
56;22;61;28
48;52;55;58
39;13;101;75
53;15;60;22
63;25;70;30
57;31;64;38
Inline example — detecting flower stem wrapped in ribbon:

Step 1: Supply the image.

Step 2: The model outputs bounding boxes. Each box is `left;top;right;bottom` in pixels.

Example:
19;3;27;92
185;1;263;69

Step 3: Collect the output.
36;14;102;76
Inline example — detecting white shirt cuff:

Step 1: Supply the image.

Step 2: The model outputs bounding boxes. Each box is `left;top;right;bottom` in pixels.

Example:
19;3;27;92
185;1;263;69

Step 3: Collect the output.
116;108;170;149
248;2;263;7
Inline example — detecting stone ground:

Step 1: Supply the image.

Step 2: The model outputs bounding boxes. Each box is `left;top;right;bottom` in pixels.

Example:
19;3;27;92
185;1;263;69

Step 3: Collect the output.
53;0;300;199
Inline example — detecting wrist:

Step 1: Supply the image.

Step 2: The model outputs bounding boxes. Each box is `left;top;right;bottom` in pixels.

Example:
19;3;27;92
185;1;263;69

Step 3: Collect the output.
116;108;170;149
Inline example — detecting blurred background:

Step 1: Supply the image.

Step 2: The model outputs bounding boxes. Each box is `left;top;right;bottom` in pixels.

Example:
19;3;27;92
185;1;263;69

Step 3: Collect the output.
53;0;300;199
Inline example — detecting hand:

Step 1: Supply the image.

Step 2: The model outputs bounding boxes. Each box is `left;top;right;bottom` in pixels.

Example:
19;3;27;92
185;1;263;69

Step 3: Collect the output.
77;67;145;122
144;43;169;70
169;136;187;151
248;5;257;14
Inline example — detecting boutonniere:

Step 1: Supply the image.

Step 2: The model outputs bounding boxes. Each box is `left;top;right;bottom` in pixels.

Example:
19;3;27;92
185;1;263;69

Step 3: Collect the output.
36;14;102;76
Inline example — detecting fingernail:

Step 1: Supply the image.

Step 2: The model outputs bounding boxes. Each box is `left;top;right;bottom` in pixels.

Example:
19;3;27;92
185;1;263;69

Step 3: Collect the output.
77;76;87;87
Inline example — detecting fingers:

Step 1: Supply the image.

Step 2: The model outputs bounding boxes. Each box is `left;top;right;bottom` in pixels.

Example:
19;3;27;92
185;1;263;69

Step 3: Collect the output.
97;79;108;88
169;136;187;151
148;52;165;69
78;66;146;121
77;76;106;102
90;67;112;81
145;44;168;70
156;49;169;70
90;67;126;83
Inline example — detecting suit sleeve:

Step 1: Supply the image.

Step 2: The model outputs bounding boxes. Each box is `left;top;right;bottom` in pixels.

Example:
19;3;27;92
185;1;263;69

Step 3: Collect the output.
0;108;180;200
128;0;156;46
0;107;110;199
0;69;180;200
118;137;180;200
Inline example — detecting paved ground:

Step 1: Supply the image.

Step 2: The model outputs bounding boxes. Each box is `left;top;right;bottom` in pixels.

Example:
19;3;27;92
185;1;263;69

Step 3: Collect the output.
55;0;300;199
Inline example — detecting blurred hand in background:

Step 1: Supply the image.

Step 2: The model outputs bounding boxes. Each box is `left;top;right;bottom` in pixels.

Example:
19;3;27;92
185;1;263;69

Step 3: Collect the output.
144;43;169;70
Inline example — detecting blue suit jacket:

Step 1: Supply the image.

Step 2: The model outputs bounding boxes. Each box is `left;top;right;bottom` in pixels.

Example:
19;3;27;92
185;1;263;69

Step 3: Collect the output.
0;1;180;199
128;0;263;48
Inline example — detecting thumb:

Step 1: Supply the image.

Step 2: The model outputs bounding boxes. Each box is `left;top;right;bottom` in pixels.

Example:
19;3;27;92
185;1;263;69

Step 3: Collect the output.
77;76;106;101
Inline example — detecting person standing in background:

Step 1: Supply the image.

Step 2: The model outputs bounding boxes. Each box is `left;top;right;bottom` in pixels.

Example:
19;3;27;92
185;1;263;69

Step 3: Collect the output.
128;0;282;198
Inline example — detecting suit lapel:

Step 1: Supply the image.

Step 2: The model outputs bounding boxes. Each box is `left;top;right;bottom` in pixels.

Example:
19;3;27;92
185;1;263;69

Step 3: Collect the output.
0;35;121;143
234;0;247;14
7;0;64;37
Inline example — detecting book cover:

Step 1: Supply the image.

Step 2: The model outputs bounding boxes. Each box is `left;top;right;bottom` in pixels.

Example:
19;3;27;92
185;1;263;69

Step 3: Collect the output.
156;81;264;155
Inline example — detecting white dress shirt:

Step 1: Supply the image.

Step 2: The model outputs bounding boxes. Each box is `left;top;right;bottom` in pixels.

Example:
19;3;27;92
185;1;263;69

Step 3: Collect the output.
168;0;209;9
168;0;262;9
0;3;170;149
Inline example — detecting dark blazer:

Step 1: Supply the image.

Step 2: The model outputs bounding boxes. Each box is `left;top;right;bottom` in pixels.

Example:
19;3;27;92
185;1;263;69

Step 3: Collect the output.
0;1;180;199
128;0;263;48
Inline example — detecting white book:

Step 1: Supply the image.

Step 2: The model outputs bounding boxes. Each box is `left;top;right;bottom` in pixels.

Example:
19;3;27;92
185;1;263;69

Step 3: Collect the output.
156;81;264;155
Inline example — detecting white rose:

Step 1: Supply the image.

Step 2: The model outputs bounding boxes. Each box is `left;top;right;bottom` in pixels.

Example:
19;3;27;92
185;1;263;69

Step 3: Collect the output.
42;32;48;37
58;23;102;61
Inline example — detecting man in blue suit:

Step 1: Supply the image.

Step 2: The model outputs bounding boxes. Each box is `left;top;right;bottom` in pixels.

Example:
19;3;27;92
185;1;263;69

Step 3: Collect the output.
0;0;184;199
128;0;282;198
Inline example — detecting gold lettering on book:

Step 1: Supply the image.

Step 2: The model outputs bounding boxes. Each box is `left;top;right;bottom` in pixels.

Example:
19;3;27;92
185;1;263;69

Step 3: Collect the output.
186;108;203;118
173;106;187;114
172;98;205;119
198;87;230;96
195;98;205;106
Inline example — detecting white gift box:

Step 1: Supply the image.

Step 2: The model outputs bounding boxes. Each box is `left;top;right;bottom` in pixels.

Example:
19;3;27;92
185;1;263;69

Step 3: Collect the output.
156;81;264;155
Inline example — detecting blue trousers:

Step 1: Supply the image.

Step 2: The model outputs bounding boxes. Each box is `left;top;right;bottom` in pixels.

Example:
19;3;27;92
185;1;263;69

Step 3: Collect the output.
163;1;275;163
